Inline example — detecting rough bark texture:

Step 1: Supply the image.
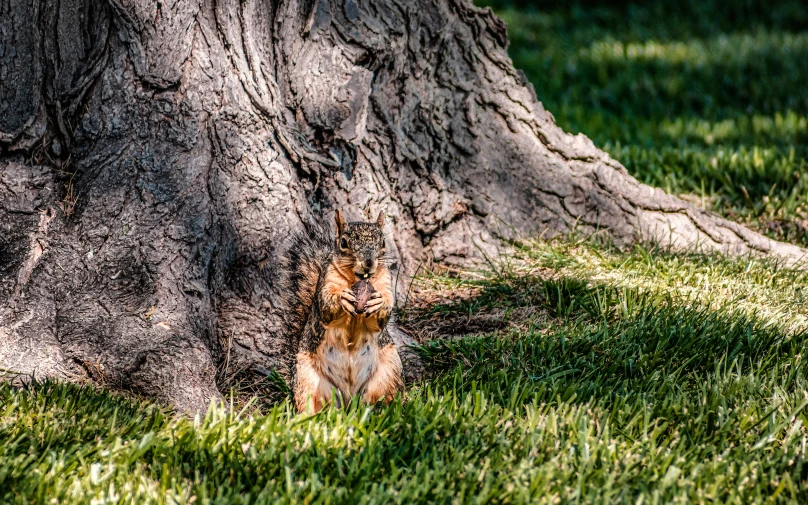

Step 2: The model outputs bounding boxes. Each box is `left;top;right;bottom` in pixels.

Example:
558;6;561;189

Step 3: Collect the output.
1;0;805;410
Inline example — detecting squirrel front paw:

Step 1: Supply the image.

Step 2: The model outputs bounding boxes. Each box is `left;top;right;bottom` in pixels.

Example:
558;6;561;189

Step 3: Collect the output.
340;288;357;315
364;292;385;314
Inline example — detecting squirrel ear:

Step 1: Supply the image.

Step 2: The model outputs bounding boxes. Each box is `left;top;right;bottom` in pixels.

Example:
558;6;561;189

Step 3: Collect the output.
335;209;346;236
376;211;385;227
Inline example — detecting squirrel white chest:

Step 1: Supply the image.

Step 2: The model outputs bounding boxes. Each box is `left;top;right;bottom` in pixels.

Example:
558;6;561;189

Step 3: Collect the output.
318;316;382;397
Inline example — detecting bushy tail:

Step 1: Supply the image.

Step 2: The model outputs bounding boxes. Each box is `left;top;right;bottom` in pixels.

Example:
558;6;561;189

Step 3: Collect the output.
278;221;334;352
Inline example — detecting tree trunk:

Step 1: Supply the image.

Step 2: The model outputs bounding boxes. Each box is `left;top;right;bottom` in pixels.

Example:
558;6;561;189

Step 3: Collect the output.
1;0;805;410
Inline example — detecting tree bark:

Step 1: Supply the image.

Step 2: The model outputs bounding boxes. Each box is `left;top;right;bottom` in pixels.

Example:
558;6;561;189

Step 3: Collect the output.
1;0;805;410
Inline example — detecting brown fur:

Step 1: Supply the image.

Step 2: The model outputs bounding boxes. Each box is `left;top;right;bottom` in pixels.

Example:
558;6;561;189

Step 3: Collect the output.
363;344;403;404
294;352;332;412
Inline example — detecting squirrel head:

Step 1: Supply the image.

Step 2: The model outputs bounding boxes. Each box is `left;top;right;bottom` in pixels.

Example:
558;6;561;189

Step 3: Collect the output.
334;209;386;279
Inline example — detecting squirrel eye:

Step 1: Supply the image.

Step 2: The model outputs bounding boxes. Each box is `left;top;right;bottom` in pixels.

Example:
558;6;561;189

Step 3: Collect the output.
340;237;348;250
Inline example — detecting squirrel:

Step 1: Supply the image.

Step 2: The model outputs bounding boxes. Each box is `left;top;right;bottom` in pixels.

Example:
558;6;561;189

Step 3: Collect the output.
281;209;403;412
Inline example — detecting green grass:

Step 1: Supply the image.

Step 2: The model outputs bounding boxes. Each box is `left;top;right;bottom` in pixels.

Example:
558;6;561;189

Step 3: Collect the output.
5;1;808;503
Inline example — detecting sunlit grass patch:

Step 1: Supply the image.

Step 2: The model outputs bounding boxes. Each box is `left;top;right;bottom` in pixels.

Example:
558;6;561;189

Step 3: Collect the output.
568;241;804;323
656;111;808;146
408;240;808;353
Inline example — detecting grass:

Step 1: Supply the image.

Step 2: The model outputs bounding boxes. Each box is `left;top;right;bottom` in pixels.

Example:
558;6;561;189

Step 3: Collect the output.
5;0;808;503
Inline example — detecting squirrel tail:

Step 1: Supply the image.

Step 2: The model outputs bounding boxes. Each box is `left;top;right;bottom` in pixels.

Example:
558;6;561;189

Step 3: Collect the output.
278;221;334;352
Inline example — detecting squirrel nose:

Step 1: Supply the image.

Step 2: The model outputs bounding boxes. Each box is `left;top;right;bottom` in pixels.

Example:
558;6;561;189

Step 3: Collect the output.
364;259;374;269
